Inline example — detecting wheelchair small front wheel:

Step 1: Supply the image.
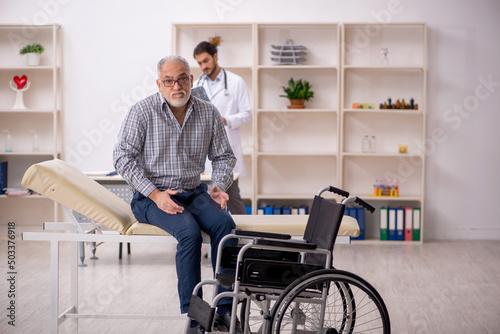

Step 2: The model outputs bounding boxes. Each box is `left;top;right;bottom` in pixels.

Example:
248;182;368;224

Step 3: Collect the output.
268;269;390;334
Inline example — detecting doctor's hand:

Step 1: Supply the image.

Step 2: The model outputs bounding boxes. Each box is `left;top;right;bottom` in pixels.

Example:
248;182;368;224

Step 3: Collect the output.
210;186;229;210
149;189;184;215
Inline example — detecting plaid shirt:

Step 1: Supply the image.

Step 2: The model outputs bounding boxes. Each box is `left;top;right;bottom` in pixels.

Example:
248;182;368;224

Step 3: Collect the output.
113;92;235;196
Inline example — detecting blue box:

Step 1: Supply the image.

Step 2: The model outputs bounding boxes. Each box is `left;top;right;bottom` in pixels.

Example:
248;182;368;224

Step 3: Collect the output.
352;207;365;240
0;161;7;195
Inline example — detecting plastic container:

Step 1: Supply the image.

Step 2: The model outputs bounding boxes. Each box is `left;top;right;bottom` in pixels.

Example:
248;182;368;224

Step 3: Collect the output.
3;130;12;152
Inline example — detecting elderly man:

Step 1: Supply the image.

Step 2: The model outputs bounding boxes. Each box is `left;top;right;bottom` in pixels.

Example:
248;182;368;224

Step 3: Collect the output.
113;55;242;334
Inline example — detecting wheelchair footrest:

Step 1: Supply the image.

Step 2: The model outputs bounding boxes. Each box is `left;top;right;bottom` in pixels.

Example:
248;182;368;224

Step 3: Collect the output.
187;295;215;332
216;273;235;290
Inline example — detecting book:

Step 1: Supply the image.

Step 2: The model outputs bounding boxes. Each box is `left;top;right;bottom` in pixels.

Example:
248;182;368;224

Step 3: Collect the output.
353;207;365;240
379;207;388;240
404;207;413;241
298;206;308;215
0;161;7;195
5;187;31;196
281;206;291;215
413;208;421;241
396;208;404;241
388;208;396;241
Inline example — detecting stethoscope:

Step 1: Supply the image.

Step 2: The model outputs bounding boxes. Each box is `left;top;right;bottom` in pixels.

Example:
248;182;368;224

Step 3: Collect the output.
197;68;228;96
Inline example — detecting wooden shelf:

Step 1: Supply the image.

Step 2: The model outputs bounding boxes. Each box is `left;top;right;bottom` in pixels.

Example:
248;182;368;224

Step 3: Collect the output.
0;24;63;225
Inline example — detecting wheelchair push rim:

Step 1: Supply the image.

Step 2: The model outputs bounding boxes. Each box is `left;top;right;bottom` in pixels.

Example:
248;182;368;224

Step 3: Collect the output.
268;269;391;334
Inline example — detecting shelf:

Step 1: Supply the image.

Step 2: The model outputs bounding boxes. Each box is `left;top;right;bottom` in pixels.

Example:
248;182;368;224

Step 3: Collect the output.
258;65;338;70
343;109;422;115
351;239;422;245
0;151;56;156
343;66;424;71
351;195;422;202
257;193;326;200
258;151;336;156
342;152;424;158
0;194;47;199
0;66;57;70
258;108;337;113
0;109;56;113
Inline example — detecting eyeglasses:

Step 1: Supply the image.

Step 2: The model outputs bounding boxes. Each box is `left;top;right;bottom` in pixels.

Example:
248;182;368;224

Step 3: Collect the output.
161;76;190;87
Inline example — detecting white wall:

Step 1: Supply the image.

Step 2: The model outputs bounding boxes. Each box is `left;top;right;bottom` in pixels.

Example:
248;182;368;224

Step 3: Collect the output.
1;0;499;240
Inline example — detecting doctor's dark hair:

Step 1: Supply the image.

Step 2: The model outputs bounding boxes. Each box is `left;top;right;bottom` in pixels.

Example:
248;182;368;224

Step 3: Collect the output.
193;41;218;58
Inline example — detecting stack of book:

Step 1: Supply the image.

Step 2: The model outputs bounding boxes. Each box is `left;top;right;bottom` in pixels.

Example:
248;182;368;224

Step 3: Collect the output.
379;207;421;241
4;187;32;196
256;206;308;215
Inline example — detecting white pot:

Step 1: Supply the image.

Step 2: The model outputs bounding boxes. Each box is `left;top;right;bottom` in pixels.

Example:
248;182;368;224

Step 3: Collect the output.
26;53;41;66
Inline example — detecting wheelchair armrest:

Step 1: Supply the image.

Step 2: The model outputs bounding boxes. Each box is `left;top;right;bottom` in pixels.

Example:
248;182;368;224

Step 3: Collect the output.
232;229;292;240
252;238;317;250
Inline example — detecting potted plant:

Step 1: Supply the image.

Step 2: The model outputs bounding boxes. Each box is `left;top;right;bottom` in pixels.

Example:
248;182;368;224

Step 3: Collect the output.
280;77;314;109
19;43;45;66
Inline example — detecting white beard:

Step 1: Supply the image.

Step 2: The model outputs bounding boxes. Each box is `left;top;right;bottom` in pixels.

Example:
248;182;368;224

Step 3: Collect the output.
167;90;190;108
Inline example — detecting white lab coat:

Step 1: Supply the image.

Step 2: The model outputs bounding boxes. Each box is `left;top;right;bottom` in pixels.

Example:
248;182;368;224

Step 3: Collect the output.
195;69;252;177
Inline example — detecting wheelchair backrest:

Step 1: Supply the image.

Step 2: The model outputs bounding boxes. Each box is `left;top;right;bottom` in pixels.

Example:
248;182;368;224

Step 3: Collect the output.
303;196;345;266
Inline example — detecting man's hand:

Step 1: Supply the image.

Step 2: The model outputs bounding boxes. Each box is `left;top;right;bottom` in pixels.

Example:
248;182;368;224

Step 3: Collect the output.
210;186;229;210
148;189;184;215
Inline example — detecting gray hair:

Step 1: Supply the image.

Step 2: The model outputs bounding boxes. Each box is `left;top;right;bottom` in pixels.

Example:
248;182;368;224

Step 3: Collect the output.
157;55;191;78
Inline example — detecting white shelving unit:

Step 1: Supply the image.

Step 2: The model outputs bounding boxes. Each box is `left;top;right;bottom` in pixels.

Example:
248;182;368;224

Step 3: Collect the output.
341;23;426;242
256;23;340;209
172;23;425;241
0;24;63;230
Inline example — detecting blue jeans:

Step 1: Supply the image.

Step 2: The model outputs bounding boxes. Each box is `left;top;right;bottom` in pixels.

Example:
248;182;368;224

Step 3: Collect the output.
130;183;236;313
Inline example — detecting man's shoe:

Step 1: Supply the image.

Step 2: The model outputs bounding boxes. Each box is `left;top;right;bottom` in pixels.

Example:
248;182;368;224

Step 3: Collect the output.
214;310;243;334
188;324;205;334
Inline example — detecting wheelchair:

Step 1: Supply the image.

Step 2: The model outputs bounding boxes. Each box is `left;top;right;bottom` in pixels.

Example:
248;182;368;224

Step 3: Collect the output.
187;186;391;333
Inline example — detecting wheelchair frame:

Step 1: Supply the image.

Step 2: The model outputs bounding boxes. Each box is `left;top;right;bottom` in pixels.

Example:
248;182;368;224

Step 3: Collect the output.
187;186;391;334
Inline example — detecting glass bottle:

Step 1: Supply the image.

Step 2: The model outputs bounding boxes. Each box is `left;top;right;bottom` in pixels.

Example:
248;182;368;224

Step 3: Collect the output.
370;135;376;153
381;48;389;66
30;130;40;152
362;135;370;153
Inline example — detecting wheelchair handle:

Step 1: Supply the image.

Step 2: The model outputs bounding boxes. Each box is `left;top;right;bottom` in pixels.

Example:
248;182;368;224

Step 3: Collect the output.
317;186;350;198
354;197;376;213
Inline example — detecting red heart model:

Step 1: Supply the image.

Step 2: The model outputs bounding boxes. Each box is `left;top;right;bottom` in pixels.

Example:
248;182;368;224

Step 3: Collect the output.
13;75;28;89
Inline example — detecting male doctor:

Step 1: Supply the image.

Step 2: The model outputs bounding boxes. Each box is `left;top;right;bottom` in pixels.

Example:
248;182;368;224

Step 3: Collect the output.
193;41;252;215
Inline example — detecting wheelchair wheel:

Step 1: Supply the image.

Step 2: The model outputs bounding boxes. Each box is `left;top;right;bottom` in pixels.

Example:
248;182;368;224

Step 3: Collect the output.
268;269;390;334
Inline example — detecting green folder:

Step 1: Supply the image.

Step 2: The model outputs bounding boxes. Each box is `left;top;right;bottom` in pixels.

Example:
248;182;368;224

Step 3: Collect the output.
413;208;421;241
380;207;388;240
